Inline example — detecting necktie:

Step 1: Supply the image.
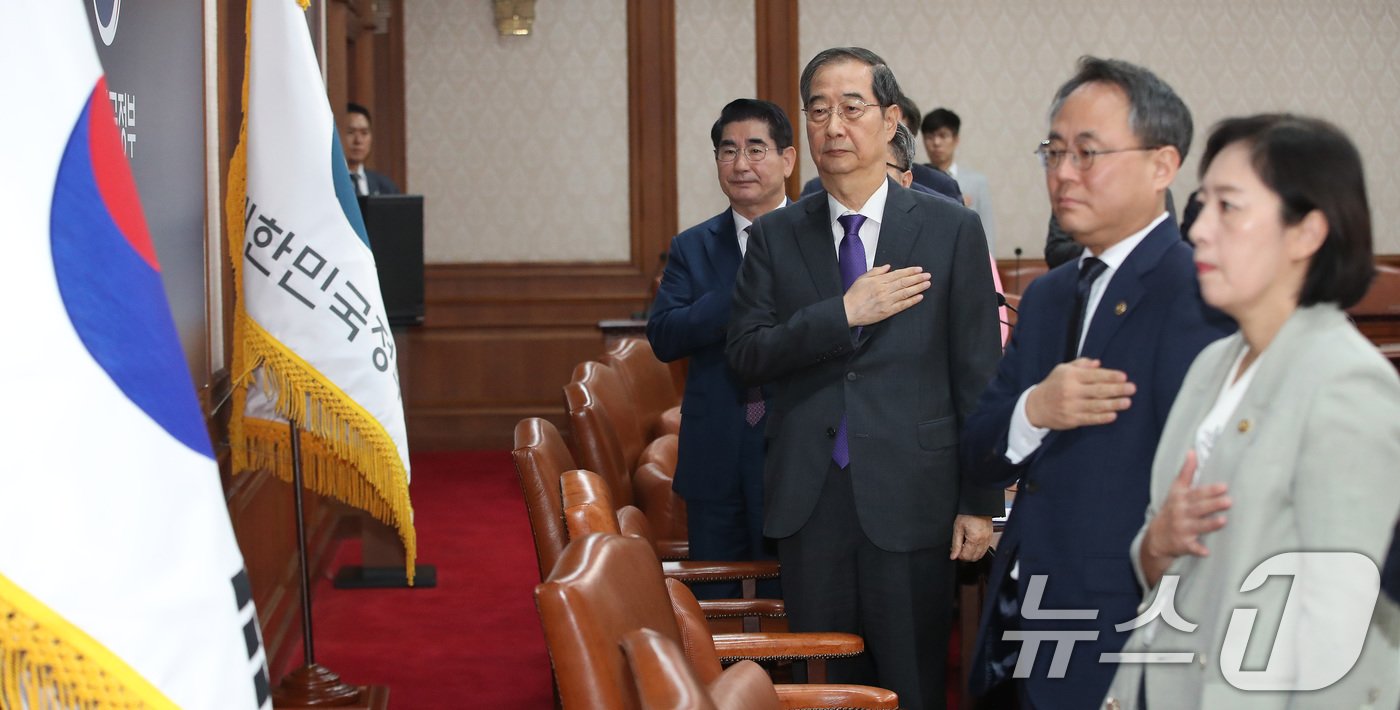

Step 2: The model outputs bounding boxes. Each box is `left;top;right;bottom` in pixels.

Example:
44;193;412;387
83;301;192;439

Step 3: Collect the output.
831;213;867;469
350;172;365;196
742;226;765;426
1065;257;1108;361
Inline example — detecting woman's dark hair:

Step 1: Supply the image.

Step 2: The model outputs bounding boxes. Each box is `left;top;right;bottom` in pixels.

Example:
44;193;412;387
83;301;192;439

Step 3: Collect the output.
1199;114;1374;308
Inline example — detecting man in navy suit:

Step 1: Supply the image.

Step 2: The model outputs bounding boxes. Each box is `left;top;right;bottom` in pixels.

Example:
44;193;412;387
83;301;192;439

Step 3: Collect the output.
646;99;796;599
343;103;400;195
961;57;1233;709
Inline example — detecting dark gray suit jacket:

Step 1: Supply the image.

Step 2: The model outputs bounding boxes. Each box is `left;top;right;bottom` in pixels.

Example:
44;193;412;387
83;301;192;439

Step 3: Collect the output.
363;168;400;196
726;179;1003;551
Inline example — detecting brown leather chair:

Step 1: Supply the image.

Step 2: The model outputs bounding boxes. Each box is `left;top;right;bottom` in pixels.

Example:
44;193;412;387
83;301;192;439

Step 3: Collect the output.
512;417;577;582
622;628;779;710
565;361;688;554
536;533;895;707
561;468;782;632
602;337;682;439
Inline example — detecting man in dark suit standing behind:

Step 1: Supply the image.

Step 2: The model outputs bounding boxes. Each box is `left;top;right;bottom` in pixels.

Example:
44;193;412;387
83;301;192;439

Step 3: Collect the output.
727;47;1002;710
343;103;400;196
961;57;1233;709
646;99;796;599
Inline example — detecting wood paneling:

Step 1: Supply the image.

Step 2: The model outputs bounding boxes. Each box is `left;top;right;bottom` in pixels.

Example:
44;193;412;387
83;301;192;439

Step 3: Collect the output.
755;0;801;197
403;264;649;450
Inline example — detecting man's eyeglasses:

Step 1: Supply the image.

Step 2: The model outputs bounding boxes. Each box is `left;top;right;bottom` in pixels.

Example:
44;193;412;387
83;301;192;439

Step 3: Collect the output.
886;162;910;173
716;144;773;163
1035;141;1161;171
803;98;883;125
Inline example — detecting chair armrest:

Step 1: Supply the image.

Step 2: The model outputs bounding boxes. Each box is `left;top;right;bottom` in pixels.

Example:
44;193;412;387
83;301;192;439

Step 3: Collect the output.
710;632;864;664
654;539;689;561
662;559;781;583
773;684;898;709
697;598;785;619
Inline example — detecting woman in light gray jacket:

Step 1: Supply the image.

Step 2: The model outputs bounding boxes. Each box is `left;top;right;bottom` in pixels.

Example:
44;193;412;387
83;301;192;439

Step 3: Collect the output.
1103;115;1400;710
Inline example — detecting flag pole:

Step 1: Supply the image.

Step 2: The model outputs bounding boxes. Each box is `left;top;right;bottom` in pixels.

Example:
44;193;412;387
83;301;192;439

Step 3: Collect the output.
271;420;360;707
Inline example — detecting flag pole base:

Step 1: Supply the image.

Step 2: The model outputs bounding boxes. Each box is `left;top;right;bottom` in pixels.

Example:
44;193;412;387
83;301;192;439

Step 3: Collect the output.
271;663;361;707
333;563;437;589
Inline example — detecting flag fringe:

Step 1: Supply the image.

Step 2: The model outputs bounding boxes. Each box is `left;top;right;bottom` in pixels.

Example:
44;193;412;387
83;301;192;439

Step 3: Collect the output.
224;0;415;584
230;317;418;586
0;572;175;709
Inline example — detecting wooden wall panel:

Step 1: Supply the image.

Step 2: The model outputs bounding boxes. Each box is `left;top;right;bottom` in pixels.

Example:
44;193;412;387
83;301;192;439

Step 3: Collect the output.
403;265;649;451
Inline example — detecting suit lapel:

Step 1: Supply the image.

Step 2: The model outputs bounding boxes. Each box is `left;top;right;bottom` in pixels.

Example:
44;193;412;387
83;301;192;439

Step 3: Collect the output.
701;210;741;284
1081;216;1180;358
873;182;919;270
1193;306;1329;491
794;195;842;300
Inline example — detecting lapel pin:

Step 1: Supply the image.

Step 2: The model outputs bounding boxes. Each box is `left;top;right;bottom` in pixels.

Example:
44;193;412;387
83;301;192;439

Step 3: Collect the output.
1114;301;1127;316
1237;419;1251;433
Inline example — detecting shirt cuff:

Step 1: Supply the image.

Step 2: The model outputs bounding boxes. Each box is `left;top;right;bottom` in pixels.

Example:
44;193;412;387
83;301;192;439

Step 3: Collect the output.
1006;386;1049;464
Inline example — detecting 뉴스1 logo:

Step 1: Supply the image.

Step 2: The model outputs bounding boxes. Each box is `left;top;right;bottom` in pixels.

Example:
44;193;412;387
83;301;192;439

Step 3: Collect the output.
93;0;121;46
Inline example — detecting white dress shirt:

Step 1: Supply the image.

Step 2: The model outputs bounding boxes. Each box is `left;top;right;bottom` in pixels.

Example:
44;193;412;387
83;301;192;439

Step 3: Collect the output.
826;179;890;272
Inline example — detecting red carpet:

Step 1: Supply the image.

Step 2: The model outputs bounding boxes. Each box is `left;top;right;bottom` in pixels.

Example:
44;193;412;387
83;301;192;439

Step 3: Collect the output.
310;450;553;708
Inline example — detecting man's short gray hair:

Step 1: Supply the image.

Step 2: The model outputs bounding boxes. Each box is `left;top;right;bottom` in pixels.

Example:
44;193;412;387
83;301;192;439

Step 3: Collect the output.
889;123;916;171
1049;56;1193;164
799;47;903;111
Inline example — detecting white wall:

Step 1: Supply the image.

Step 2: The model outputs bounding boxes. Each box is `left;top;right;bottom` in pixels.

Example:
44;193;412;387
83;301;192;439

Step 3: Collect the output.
675;0;756;232
405;0;630;263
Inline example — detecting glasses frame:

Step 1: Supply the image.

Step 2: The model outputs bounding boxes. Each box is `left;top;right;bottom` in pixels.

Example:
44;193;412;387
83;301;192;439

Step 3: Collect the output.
885;161;910;174
1035;141;1162;171
715;143;774;164
803;97;884;125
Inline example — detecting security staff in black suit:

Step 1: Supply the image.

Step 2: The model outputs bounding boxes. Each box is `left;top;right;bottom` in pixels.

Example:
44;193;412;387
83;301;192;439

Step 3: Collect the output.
727;47;1002;710
344;102;401;196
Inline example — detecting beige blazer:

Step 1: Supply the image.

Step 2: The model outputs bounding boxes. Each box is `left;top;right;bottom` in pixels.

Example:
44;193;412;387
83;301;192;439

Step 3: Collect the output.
1103;304;1400;710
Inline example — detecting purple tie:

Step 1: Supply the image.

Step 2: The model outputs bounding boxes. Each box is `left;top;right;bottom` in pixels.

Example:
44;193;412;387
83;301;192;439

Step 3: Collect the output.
831;213;867;469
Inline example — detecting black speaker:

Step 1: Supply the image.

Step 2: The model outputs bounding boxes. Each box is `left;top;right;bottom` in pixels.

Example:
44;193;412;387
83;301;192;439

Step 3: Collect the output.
357;195;424;327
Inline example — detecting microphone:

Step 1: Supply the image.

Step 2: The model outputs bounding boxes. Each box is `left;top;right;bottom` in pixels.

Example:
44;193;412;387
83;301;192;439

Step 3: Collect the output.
995;292;1018;315
1013;247;1023;293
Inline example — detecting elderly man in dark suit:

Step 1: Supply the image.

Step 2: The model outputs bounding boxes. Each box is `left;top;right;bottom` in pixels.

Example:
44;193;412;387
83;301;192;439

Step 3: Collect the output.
647;98;796;599
961;57;1233;709
727;47;1002;710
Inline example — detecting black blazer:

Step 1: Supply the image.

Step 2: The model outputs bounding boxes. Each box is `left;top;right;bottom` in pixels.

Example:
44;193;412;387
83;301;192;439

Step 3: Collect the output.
726;180;1002;551
363;168;400;195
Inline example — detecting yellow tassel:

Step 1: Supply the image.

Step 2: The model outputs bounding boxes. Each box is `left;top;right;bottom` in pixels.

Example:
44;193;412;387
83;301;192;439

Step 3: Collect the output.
224;0;416;584
0;572;175;709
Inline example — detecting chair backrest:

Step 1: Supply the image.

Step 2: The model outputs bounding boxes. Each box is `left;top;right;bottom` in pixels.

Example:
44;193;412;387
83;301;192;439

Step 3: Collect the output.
638;434;678;472
535;534;684;710
621;629;779;710
512;417;578;582
564;361;640;507
561;469;622;540
664;578;726;684
602;338;681;439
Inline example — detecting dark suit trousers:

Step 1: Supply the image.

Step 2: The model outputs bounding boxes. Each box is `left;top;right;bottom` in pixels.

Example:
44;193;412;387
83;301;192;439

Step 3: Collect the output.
778;462;956;710
685;420;778;599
